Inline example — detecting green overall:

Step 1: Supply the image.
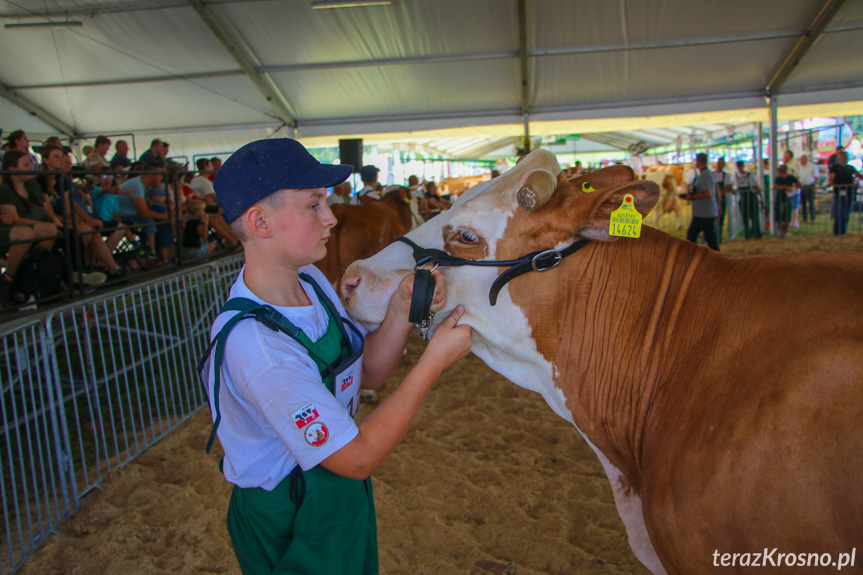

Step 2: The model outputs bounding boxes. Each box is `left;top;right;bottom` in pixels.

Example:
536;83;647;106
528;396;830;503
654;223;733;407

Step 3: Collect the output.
205;273;378;575
739;186;762;239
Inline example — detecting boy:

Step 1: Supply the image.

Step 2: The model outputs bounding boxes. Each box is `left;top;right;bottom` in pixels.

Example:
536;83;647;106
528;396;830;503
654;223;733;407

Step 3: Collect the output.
204;138;471;575
181;199;214;261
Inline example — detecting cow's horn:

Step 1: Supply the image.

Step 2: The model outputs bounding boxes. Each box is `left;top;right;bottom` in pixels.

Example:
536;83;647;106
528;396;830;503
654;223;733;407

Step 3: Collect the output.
517;170;557;211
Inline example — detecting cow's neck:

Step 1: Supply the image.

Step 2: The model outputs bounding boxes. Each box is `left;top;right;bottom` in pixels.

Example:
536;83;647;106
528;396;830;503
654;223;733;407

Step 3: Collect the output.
506;226;722;492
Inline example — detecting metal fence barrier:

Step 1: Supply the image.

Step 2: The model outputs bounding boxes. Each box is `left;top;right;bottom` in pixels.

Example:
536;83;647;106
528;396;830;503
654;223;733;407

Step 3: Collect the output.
648;182;861;240
0;253;242;574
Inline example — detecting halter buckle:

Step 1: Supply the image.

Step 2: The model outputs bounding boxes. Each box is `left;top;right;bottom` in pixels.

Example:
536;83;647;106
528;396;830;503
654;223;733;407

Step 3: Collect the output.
531;249;562;272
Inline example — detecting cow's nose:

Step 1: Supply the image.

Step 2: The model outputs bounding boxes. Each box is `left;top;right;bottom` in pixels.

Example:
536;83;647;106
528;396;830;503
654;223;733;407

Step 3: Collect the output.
341;274;361;297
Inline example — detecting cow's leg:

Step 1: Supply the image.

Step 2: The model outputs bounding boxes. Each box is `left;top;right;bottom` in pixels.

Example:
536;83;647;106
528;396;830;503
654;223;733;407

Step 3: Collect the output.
584;439;668;575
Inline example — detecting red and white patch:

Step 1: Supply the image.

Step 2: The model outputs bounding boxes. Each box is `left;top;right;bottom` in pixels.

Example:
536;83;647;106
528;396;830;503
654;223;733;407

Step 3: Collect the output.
293;403;319;429
340;374;354;392
303;421;329;447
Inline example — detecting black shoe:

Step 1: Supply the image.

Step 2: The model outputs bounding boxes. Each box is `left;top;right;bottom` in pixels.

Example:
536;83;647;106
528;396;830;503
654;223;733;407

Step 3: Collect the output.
107;266;126;281
0;276;14;309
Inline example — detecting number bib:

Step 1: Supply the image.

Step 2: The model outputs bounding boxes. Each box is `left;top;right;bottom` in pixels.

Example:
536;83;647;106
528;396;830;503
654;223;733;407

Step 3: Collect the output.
332;319;365;419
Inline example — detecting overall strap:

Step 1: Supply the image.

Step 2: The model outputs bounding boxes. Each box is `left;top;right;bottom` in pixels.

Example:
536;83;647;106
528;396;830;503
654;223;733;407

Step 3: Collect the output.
206;297;278;453
299;272;350;350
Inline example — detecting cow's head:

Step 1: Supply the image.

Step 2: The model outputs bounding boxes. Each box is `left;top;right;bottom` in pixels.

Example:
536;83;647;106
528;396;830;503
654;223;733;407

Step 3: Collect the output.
340;150;657;415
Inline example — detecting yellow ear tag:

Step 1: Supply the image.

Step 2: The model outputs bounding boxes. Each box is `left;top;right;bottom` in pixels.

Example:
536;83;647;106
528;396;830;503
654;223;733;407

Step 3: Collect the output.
608;194;642;238
582;182;596;193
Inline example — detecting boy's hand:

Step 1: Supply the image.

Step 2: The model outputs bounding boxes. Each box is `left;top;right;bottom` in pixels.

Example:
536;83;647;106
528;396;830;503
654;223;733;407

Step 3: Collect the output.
392;267;447;320
423;305;472;369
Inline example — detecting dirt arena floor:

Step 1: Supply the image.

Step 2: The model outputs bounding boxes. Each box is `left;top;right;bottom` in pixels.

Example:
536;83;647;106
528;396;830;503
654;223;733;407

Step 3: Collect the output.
19;232;863;575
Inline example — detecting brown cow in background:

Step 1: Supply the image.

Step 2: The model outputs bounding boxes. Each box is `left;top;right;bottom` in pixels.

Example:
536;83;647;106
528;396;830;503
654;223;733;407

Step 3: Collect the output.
315;187;413;285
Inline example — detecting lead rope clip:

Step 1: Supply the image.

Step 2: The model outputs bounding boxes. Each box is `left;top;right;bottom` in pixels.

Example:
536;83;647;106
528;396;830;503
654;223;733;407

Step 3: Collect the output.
417;310;435;341
411;262;439;341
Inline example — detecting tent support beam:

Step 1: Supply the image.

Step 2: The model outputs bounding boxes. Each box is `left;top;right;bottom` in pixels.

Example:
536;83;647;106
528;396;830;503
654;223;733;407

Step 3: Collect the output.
518;0;530;146
13;20;863;91
0;83;77;137
766;0;846;94
768;97;778;236
186;0;297;128
757;121;764;199
0;0;277;19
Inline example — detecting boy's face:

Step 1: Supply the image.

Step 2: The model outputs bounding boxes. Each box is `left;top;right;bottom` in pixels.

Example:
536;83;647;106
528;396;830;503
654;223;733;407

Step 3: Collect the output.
268;188;336;266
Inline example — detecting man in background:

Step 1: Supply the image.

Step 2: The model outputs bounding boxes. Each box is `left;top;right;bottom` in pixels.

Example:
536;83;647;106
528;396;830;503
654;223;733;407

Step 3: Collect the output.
798;154;819;224
353;165;381;204
681;152;720;251
111;140;132;170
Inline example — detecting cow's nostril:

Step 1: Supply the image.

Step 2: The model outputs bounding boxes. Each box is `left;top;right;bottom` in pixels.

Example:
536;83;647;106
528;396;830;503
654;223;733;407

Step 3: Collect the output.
341;275;361;296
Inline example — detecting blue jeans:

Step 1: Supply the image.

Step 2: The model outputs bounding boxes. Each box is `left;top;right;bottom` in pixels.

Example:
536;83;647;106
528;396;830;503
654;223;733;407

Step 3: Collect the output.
181;244;209;261
148;203;173;248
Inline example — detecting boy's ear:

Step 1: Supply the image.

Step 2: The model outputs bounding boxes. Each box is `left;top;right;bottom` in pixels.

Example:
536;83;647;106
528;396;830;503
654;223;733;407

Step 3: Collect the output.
245;206;270;238
573;180;660;242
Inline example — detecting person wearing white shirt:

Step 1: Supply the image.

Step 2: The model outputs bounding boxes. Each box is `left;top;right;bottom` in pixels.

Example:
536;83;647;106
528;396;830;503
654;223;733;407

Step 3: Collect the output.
784;150;802;228
190;158;217;203
713;157;733;243
734;160;762;239
798;154;820;223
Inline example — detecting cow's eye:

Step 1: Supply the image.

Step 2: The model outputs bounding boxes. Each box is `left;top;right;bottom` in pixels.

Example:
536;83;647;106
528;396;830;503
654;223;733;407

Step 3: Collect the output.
458;229;479;243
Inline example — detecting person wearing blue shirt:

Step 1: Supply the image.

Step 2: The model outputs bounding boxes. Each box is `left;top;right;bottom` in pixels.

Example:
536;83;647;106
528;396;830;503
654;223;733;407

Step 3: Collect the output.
118;165;172;260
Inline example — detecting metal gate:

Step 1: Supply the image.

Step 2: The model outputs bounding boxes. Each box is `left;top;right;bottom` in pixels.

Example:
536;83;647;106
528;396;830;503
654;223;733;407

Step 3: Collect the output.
0;254;242;574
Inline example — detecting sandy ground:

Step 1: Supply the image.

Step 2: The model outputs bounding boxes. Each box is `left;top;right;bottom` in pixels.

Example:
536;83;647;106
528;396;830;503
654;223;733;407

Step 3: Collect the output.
19;232;863;575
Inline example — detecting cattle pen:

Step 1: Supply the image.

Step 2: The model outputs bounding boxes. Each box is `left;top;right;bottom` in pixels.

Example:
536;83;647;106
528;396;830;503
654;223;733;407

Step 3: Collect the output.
1;232;862;575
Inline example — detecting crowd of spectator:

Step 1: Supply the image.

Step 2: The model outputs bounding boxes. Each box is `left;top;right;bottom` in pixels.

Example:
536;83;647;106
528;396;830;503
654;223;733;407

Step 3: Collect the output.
334;167;454;221
0;131;237;311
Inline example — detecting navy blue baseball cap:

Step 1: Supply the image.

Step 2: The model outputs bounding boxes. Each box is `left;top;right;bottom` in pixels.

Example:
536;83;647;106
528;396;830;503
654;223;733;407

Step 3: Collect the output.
214;138;353;222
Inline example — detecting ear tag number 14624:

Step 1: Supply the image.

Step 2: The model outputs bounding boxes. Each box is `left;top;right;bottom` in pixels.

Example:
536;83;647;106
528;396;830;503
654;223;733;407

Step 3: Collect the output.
609;194;642;238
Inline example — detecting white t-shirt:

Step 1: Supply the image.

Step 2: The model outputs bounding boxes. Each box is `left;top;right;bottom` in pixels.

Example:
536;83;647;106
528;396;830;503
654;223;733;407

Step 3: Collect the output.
206;264;366;490
734;170;759;190
784;158;800;179
351;185;380;205
798;162;820;186
190;175;216;197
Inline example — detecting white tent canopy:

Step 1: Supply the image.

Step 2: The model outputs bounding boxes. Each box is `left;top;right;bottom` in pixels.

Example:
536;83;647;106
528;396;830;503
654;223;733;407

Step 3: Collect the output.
2;0;862;158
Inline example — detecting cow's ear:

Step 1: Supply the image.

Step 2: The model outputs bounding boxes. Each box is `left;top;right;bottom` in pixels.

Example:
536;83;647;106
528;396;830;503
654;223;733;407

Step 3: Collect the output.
568;164;635;190
574;180;660;242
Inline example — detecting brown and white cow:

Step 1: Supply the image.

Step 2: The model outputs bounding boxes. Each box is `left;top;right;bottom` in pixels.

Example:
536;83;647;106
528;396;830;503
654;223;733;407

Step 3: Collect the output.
340;149;863;574
642;171;683;230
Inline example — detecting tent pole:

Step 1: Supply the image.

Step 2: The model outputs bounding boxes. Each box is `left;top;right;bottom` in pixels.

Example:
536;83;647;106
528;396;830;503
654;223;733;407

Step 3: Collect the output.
769;95;779;236
517;0;530;152
756;121;764;187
